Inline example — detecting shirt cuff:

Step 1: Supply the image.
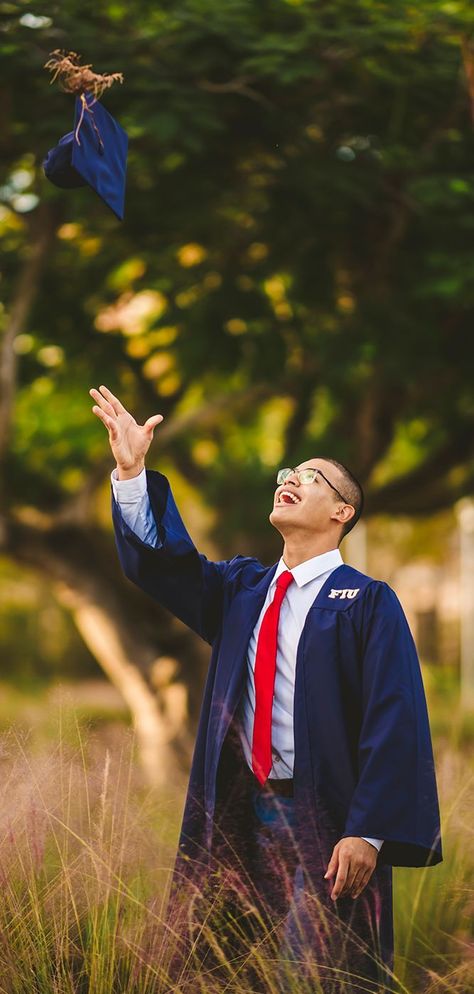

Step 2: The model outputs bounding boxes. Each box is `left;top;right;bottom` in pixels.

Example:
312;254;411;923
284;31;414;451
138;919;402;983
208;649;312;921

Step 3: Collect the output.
111;467;147;503
361;837;383;852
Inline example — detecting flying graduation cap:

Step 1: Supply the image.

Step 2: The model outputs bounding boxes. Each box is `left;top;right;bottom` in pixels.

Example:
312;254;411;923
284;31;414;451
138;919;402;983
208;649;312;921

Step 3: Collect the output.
43;51;128;220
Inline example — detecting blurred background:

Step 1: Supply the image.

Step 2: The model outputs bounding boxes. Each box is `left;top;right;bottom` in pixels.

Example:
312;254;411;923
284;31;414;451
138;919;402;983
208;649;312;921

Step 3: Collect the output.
0;2;473;991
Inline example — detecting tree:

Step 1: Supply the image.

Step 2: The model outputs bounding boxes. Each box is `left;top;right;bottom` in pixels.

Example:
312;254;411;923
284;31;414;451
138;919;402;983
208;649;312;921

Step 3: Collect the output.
1;0;473;779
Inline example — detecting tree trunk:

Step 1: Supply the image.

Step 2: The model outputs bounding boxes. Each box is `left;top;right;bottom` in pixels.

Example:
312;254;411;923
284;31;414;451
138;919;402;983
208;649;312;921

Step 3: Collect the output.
0;204;59;467
1;516;208;786
55;581;186;787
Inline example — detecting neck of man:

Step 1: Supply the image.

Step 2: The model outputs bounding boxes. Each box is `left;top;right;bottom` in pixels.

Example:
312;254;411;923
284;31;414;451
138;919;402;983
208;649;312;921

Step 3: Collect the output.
281;531;340;570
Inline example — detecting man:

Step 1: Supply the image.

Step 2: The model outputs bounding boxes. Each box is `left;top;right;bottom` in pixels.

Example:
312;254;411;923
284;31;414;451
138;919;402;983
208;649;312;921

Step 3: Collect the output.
90;383;442;994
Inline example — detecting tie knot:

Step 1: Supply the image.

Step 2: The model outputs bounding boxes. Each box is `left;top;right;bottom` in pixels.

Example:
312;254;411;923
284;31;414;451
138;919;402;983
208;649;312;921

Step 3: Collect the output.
276;569;294;593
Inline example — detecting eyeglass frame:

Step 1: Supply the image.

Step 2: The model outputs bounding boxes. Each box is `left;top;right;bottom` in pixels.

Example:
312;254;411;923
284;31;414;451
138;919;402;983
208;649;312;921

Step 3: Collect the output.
276;466;353;507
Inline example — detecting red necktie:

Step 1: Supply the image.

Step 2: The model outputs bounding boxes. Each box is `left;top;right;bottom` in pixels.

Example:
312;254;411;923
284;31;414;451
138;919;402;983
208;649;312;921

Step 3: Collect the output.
251;569;294;785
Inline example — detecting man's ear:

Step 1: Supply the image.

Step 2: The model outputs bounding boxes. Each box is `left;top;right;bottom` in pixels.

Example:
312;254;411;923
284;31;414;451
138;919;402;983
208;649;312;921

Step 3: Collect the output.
330;503;355;527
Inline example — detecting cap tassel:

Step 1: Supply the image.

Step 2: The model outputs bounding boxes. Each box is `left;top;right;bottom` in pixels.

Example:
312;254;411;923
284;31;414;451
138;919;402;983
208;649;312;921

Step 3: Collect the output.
44;51;121;149
73;93;104;151
44;50;124;100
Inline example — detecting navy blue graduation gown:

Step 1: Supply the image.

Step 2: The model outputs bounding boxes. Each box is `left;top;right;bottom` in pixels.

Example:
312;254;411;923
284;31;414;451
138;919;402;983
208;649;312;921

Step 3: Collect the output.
112;470;442;990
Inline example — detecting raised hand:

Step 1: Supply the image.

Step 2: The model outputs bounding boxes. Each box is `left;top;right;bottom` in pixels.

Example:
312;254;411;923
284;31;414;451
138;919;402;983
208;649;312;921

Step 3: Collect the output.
90;384;163;479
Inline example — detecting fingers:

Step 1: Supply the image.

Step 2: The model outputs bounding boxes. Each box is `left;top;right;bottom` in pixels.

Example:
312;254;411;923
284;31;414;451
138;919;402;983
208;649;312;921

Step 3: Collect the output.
344;859;360;895
144;414;164;434
97;384;126;415
333;857;375;901
330;853;349;901
89;388;117;419
324;844;339;882
349;866;366;899
325;841;376;901
92;405;118;440
90;388;162;437
351;867;374;900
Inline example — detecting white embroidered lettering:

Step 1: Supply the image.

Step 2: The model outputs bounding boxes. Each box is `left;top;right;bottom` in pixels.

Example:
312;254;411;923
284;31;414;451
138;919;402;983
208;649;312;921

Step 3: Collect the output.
328;587;360;601
346;588;360;599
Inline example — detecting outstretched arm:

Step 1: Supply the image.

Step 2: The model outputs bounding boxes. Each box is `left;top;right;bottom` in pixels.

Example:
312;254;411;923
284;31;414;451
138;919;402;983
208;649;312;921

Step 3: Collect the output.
90;385;246;644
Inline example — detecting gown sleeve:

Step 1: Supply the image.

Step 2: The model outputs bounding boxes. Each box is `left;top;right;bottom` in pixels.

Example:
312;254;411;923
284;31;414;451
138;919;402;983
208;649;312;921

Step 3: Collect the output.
112;468;252;645
341;582;442;867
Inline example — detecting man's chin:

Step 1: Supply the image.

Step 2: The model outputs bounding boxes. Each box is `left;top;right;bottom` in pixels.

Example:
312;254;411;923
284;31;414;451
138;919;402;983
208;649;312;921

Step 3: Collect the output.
269;507;279;527
269;506;294;532
270;503;308;537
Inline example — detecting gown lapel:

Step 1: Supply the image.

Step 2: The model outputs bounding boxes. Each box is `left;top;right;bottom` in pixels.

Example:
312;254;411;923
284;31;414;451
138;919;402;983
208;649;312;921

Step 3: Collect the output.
206;563;279;801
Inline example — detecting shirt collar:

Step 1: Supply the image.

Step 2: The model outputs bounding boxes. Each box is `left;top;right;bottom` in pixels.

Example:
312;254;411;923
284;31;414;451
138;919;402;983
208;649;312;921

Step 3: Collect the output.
273;549;343;588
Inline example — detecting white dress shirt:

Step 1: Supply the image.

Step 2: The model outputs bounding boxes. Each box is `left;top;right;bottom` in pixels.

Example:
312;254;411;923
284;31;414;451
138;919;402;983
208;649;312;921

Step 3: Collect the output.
238;549;344;780
112;468;383;852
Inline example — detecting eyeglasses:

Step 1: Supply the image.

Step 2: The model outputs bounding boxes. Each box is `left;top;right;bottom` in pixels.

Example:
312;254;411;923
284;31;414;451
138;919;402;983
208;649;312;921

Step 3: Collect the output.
276;466;352;505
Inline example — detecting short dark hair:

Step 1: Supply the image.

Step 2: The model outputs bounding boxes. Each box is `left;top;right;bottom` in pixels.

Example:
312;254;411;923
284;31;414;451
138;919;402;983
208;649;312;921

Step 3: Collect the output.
323;458;364;541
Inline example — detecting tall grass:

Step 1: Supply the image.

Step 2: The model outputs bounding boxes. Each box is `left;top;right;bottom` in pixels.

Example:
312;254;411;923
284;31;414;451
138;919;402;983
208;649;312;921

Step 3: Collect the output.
0;710;179;994
0;686;472;993
394;746;474;994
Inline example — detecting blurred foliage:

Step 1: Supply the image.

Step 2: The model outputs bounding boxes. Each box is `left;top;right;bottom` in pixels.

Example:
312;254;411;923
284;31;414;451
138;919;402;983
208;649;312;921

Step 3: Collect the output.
0;558;100;684
0;0;473;565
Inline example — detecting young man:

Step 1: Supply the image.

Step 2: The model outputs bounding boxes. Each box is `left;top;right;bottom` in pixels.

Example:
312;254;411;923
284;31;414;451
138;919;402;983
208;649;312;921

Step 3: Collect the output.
90;384;442;994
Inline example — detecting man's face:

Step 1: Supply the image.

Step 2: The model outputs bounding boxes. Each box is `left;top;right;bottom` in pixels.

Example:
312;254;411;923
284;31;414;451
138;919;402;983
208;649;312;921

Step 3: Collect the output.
269;458;350;537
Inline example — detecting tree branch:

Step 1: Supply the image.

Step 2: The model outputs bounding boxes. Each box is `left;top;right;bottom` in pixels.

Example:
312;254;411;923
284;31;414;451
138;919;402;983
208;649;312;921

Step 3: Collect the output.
366;423;474;515
461;35;474;126
282;376;317;463
351;382;400;482
197;75;273;109
0;511;208;764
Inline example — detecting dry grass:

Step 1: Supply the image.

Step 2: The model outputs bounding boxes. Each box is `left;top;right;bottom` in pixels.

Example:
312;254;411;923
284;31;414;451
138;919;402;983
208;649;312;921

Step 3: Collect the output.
0;682;471;993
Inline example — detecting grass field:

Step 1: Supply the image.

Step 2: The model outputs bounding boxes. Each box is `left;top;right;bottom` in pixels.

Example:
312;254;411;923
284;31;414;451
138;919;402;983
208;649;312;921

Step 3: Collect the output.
0;670;472;993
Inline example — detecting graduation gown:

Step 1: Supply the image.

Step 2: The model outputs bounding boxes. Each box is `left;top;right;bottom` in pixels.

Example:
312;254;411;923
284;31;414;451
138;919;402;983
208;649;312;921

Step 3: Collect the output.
112;470;442;992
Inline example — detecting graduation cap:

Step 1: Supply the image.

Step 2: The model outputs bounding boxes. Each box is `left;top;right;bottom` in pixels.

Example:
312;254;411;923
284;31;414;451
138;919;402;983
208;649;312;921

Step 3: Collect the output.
42;51;128;221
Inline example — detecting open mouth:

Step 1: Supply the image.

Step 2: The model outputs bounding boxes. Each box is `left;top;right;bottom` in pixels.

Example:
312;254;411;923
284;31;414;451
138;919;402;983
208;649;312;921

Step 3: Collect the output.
275;489;301;506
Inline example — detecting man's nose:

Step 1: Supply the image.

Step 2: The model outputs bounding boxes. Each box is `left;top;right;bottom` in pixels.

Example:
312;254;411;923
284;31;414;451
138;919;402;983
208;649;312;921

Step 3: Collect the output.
286;471;300;486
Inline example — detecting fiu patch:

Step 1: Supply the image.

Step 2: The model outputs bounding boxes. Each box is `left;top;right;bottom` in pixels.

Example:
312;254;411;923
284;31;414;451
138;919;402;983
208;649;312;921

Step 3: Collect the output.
328;588;360;600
